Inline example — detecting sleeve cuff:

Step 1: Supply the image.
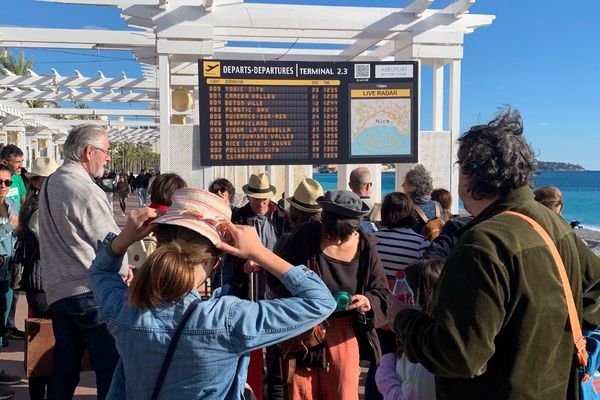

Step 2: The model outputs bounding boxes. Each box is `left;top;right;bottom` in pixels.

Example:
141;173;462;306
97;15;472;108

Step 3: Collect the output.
103;232;120;258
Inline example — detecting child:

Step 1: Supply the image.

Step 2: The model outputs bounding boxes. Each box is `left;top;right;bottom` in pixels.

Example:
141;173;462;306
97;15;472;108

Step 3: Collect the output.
376;258;444;400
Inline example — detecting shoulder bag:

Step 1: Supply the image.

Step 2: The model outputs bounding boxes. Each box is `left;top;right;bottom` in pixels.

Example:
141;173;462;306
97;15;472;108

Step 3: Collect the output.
503;211;599;399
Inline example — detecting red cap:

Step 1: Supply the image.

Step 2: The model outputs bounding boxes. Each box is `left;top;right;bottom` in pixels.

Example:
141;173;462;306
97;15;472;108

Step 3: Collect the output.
395;270;406;278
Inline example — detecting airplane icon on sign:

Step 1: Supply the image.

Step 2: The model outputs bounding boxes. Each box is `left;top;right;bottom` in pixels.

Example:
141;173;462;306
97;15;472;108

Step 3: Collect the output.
203;61;221;77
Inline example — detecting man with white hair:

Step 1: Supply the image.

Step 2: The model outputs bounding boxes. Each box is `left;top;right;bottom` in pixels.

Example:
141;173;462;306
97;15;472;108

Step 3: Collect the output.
39;124;129;400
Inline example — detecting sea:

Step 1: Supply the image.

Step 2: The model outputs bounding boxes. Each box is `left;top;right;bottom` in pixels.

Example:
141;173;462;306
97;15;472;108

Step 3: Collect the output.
313;171;600;231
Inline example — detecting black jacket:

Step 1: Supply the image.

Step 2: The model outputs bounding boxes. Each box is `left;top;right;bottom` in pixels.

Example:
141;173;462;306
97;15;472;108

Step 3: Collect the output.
228;202;291;299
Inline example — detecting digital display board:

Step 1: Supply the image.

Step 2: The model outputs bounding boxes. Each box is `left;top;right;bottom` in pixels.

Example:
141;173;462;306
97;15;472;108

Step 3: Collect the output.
198;60;418;166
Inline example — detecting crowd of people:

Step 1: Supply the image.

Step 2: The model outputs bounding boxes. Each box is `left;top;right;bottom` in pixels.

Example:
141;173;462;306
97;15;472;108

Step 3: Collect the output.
0;108;597;400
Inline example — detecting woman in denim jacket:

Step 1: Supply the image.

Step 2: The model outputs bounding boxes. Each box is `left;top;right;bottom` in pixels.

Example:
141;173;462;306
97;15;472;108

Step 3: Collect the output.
89;188;336;400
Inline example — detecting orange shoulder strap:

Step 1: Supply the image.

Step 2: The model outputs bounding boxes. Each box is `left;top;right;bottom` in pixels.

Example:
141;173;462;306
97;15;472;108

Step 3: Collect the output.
502;210;588;368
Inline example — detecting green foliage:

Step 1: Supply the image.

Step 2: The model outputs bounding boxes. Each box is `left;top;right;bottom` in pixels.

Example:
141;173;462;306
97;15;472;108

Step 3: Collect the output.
109;142;159;173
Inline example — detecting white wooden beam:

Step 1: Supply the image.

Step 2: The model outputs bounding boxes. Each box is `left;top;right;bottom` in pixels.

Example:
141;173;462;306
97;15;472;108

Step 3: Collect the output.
403;0;433;16
0;27;154;49
0;71;156;90
25;108;157;117
443;0;476;17
0;89;155;103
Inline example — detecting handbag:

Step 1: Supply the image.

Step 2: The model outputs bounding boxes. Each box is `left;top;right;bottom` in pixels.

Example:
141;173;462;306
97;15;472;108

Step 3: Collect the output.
277;255;328;383
503;211;599;398
277;323;327;357
25;318;93;378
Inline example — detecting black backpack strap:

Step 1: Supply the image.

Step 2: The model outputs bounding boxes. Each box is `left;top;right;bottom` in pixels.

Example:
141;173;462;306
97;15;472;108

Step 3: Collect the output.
150;298;202;400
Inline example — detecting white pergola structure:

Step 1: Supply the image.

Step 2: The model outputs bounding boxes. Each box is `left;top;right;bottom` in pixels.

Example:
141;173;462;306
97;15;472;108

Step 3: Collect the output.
0;0;495;210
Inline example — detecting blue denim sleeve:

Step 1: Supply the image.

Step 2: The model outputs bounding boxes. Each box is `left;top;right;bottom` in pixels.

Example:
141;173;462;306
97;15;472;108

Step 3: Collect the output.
88;233;127;323
226;265;336;355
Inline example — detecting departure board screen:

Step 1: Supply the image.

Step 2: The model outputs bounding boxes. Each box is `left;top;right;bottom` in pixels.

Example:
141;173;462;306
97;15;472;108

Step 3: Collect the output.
198;60;418;166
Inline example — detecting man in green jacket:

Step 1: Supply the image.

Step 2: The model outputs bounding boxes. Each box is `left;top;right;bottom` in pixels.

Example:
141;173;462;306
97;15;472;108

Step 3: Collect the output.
388;108;600;399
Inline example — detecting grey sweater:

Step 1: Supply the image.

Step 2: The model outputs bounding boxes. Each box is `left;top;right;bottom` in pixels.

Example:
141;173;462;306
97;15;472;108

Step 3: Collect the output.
39;160;128;305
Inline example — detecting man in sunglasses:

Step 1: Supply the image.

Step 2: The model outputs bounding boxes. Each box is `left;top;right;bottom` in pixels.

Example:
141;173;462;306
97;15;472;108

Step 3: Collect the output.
0;145;27;344
0;145;25;213
38;124;128;400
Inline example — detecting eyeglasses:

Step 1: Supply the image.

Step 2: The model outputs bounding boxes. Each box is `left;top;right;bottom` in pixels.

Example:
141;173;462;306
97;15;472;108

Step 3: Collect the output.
91;146;111;155
0;180;13;187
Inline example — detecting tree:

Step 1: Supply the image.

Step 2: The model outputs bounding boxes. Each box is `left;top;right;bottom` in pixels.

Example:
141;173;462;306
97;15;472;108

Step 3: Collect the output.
1;49;59;109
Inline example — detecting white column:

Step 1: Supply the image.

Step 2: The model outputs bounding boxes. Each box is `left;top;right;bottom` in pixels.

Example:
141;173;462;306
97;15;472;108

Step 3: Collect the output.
47;139;55;161
337;164;351;191
367;163;382;202
284;165;295;202
449;59;462;214
26;137;33;169
433;61;444;132
395;163;414;193
159;54;171;172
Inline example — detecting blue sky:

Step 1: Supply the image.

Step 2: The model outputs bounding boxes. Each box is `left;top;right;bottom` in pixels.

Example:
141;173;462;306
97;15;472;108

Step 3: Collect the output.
1;0;599;169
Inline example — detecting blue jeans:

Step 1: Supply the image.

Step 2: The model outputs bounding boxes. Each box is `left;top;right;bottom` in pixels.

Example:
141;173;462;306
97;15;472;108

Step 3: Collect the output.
47;293;118;400
0;280;12;348
138;188;148;207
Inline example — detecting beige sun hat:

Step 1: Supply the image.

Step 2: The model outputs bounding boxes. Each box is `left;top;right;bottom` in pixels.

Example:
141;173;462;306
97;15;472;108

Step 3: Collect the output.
25;157;59;178
242;173;277;199
150;188;232;246
286;178;324;213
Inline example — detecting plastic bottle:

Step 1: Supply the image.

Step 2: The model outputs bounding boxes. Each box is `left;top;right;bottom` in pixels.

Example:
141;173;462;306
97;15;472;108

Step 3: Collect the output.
393;270;414;304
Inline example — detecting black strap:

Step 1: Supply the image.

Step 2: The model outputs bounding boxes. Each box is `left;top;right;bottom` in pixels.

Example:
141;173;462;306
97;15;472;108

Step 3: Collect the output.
150;298;202;400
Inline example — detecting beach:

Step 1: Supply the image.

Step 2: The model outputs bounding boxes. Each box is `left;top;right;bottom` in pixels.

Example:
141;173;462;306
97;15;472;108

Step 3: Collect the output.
576;228;600;257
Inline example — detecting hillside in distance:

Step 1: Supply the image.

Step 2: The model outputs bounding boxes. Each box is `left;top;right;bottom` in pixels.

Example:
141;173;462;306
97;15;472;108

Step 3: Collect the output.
537;161;586;172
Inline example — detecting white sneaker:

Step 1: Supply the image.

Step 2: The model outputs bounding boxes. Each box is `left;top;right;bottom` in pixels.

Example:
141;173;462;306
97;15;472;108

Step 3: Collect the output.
121;212;126;217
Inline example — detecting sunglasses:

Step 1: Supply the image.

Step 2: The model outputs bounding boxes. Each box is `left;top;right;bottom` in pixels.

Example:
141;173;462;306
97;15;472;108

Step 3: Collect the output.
0;180;13;187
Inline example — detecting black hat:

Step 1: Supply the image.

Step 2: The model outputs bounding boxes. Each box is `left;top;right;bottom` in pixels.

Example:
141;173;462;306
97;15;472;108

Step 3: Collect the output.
317;190;370;218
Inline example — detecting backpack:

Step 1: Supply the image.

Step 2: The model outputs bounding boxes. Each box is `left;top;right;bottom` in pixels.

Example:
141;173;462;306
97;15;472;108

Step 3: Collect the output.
414;202;445;242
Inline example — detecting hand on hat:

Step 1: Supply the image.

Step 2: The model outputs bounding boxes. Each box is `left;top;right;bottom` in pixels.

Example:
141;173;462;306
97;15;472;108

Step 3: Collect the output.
111;207;164;256
215;221;264;260
215;221;294;279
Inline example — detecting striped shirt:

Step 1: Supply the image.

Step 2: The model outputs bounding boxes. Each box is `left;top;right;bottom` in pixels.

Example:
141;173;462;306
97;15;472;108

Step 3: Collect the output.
374;227;430;278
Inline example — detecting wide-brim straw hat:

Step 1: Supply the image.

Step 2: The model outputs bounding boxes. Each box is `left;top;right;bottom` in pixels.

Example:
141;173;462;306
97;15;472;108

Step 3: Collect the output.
242;173;276;199
286;178;324;213
25;157;59;178
150;188;232;246
317;190;370;218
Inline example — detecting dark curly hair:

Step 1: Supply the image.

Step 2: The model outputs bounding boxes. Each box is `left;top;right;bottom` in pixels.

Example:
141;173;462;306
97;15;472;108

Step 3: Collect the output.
457;108;536;200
